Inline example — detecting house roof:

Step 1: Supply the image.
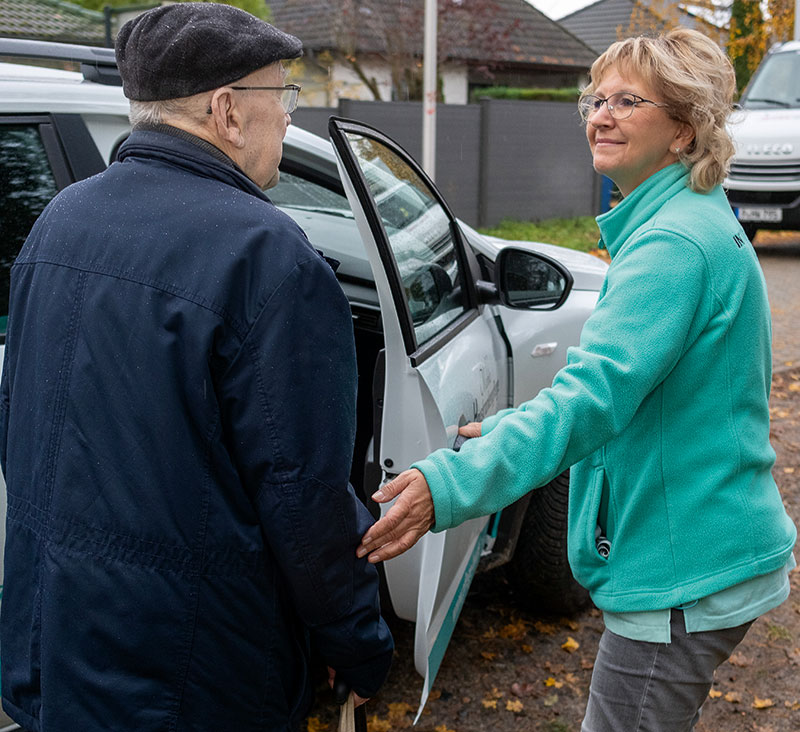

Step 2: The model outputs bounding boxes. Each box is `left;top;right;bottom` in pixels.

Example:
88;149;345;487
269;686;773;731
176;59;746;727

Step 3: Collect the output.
559;0;717;55
0;0;106;46
269;0;597;70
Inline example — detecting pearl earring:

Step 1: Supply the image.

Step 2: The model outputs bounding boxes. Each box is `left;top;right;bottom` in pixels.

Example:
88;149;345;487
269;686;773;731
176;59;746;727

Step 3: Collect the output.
674;147;681;154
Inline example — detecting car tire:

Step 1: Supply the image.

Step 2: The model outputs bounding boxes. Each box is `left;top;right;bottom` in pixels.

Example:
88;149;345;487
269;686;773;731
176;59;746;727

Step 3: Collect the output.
507;470;591;615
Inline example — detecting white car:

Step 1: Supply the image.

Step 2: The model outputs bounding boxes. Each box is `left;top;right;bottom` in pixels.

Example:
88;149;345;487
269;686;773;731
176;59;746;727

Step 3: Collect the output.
0;38;607;713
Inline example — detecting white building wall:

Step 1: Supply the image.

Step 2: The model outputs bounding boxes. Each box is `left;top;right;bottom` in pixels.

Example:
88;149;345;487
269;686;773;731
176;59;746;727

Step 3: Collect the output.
440;63;468;104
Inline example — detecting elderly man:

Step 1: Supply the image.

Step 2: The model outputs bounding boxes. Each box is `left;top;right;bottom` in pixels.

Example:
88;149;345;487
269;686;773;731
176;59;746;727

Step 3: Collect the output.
0;4;392;731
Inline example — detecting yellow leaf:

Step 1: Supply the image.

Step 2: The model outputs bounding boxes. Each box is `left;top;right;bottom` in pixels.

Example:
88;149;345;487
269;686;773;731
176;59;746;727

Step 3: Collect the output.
481;699;498;710
499;619;528;640
561;636;580;653
542;694;559;707
561;618;581;631
724;691;742;704
429;689;442;701
387;702;414;724
708;689;722;699
505;699;524;713
534;621;557;635
784;699;800;710
482;627;498;639
544;677;564;688
788;382;800;392
753;697;775;709
368;715;392;732
564;673;579;684
521;644;533;654
785;467;796;474
306;716;329;732
434;725;456;732
481;651;497;661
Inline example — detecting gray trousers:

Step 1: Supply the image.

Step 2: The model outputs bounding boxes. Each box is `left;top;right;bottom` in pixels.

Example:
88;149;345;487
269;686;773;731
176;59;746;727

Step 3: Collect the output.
582;609;752;732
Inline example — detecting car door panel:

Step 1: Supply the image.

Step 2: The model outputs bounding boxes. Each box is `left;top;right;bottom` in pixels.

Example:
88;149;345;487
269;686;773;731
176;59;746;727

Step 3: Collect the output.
328;117;506;713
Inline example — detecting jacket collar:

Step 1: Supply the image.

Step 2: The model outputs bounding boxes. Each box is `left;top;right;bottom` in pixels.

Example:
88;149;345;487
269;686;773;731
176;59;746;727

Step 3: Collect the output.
596;164;690;260
117;126;268;203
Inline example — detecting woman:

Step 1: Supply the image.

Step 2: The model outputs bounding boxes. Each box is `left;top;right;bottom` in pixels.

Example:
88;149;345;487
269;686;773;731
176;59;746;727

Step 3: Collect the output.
357;28;796;731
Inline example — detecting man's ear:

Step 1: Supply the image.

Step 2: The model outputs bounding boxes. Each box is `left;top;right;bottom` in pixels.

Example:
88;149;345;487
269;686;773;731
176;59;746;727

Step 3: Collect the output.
208;88;245;149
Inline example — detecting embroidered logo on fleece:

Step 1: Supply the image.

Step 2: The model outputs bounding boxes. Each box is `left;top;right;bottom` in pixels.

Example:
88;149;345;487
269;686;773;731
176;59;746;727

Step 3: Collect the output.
733;233;745;248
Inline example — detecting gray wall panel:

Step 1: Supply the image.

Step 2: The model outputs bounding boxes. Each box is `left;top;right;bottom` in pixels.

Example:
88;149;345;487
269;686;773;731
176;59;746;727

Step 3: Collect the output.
291;99;600;229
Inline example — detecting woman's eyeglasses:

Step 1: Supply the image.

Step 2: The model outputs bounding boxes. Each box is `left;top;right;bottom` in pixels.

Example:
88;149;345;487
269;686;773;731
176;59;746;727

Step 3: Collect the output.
578;92;667;121
229;84;302;114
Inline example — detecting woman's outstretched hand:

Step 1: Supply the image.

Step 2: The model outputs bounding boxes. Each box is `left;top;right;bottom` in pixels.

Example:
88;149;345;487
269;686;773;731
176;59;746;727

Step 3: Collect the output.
357;468;434;563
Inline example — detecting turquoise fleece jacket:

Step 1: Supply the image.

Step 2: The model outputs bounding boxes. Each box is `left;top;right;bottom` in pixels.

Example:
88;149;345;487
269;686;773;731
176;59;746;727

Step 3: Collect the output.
413;164;796;613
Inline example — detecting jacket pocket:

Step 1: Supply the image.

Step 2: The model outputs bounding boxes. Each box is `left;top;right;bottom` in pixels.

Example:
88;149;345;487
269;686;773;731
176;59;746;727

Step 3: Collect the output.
568;464;612;592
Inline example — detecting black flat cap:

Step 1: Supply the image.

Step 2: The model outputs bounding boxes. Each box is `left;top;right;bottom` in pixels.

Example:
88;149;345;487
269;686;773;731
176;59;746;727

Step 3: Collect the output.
115;2;302;101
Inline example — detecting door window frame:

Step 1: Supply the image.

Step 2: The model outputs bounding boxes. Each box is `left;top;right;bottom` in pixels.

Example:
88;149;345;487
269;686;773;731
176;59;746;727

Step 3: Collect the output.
329;117;481;367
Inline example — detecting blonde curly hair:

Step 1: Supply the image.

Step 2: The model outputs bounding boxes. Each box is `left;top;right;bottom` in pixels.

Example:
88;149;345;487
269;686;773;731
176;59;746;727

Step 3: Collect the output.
582;28;737;194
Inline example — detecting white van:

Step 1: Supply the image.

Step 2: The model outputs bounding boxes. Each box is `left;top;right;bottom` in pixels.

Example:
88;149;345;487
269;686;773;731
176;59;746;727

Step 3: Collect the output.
725;41;800;240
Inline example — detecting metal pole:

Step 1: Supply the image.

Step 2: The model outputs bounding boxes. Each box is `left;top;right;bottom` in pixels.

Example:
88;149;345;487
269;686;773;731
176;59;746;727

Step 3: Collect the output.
795;0;799;41
422;0;437;181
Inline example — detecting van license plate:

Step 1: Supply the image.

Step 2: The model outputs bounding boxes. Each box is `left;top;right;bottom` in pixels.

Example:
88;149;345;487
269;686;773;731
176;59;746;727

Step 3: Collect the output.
737;207;783;222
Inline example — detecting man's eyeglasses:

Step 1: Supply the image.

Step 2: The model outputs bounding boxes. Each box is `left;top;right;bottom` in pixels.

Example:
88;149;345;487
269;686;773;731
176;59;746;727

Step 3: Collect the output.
578;92;667;121
229;84;302;114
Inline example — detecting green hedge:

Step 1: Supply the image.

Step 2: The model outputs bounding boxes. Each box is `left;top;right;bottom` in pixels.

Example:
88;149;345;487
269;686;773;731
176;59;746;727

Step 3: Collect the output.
470;86;582;104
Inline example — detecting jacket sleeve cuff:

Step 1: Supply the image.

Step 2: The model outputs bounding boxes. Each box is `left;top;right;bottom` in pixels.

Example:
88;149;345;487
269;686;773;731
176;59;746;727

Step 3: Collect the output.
336;647;395;699
481;407;515;434
411;457;452;531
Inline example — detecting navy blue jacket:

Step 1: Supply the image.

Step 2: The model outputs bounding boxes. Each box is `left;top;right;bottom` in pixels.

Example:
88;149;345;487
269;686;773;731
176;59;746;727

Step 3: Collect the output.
0;128;393;731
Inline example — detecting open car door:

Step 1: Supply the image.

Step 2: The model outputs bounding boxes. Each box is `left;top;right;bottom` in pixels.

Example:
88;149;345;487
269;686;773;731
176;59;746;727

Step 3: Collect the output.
328;118;508;716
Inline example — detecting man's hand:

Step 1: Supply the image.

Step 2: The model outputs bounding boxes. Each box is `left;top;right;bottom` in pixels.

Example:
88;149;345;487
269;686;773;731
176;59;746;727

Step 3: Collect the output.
357;468;434;563
328;667;368;707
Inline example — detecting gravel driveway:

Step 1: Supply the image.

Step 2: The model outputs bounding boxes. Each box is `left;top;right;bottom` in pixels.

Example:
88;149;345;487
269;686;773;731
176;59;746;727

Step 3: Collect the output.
756;232;800;372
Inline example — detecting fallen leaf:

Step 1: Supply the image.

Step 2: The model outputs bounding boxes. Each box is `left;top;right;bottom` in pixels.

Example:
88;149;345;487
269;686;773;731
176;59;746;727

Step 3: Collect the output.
434;725;456;732
784;699;800;710
511;682;536;697
505;699;524;713
387;701;414;727
580;658;594;670
429;689;442;701
542;694;559;707
481;651;497;661
784;467;796;474
534;621;557;635
753;697;775;709
481;699;498;710
544;677;564;688
521;644;533;654
724;691;742;704
499;619;528;640
561;618;581;631
306;716;328;732
564;673;579;684
788;382;800;392
490;687;505;699
708;689;722;699
561;636;580;653
729;653;751;667
482;628;498;640
368;715;392;732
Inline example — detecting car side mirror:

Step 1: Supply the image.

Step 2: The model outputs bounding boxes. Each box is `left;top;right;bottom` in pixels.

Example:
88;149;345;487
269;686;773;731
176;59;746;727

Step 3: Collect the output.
494;247;574;310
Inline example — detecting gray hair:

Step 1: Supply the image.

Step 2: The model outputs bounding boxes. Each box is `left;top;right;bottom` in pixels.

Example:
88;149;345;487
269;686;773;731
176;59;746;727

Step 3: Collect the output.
128;94;209;128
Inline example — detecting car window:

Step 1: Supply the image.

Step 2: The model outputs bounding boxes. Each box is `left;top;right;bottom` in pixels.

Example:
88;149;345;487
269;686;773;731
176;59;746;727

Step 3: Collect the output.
744;50;800;109
0;124;59;334
269;171;353;218
344;133;467;345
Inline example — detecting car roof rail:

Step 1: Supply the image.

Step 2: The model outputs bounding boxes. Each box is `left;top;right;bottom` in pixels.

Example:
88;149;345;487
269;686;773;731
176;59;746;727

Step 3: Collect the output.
0;38;120;86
